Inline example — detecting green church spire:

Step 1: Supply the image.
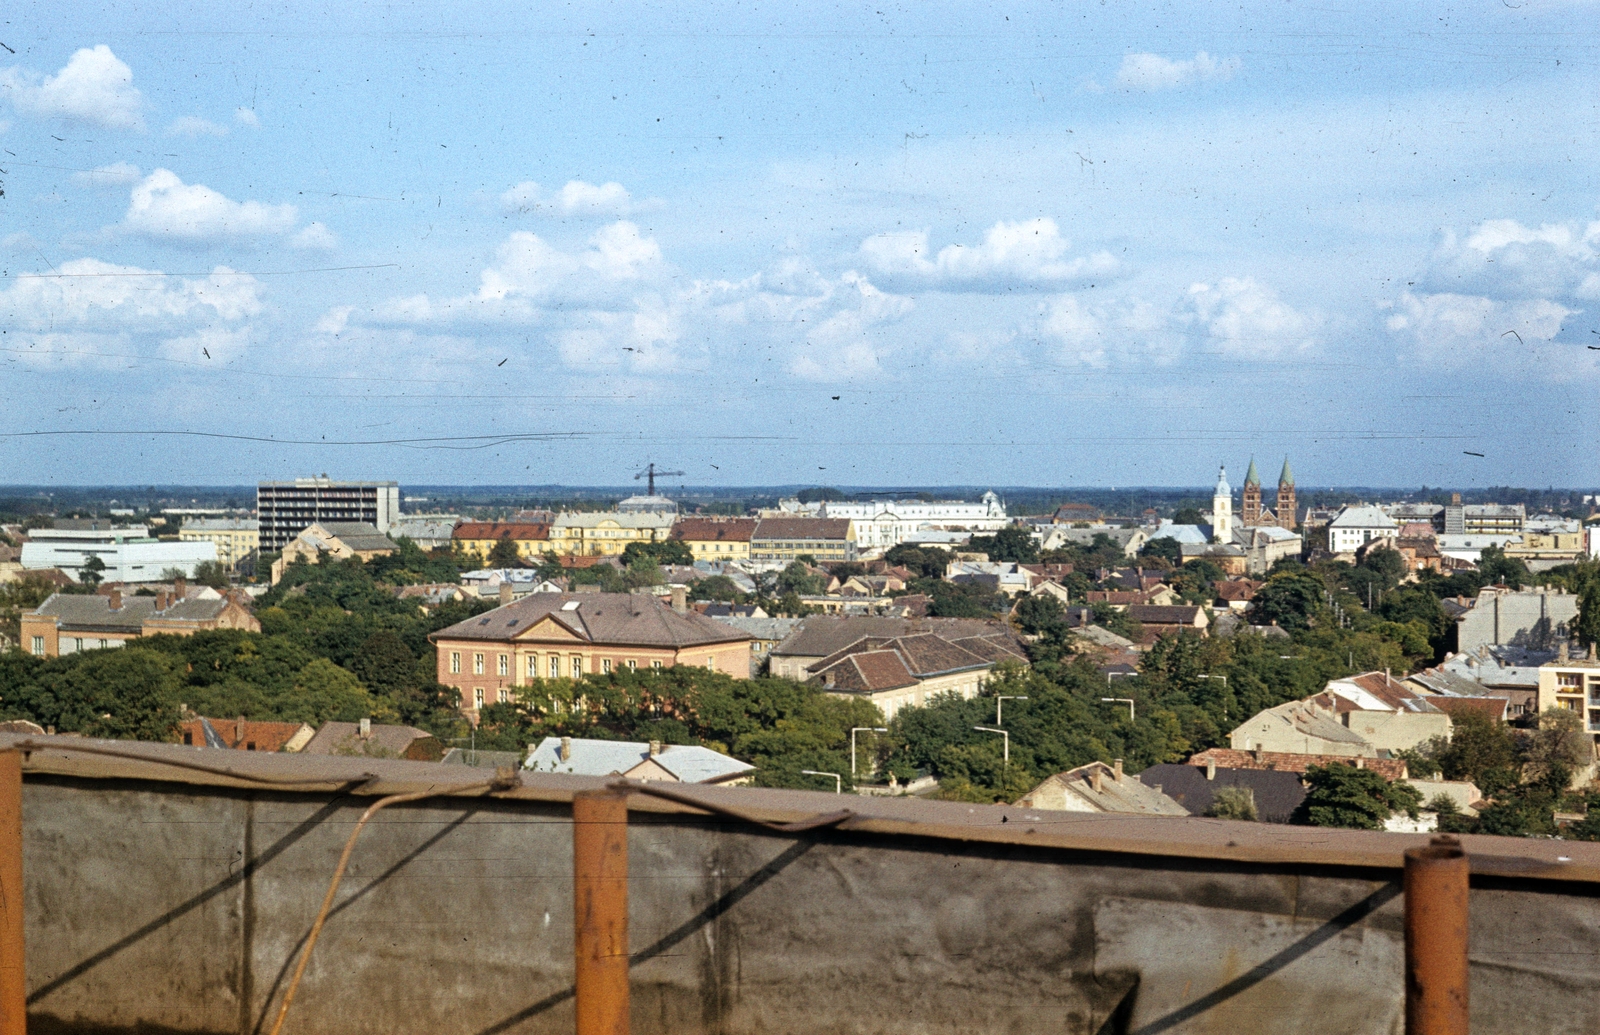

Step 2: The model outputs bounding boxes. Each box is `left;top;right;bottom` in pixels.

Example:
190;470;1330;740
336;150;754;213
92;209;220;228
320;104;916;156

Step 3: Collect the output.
1279;457;1294;487
1244;457;1260;487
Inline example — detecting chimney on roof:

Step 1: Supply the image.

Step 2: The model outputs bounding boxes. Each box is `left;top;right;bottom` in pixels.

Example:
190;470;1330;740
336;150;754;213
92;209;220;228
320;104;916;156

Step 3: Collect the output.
649;740;662;757
1252;745;1263;764
1451;493;1461;505
671;586;687;614
560;736;572;762
500;581;514;606
1355;757;1365;769
1113;758;1124;782
358;717;371;739
108;588;122;611
1091;768;1104;793
173;576;186;601
1206;759;1217;781
156;590;169;610
236;716;246;744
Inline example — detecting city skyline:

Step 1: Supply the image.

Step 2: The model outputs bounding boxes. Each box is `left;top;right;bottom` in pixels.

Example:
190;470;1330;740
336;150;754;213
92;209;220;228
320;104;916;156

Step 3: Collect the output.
2;2;1598;487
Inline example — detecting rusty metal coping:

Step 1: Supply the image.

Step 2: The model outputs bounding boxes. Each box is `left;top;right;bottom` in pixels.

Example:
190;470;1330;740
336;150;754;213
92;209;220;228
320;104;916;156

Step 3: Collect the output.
5;733;1598;883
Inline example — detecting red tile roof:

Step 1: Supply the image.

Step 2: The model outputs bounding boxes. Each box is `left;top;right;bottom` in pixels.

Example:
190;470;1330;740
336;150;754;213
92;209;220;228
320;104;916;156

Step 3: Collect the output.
670;518;757;543
1430;696;1509;723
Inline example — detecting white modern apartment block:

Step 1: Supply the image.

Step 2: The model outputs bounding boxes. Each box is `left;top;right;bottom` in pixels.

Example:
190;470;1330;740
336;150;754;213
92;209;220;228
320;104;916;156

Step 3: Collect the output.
1326;505;1399;555
21;527;218;582
257;478;400;551
818;491;1009;550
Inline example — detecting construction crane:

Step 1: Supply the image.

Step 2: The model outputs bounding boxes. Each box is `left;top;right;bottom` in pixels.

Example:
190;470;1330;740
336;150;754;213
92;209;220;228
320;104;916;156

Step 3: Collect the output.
634;463;684;497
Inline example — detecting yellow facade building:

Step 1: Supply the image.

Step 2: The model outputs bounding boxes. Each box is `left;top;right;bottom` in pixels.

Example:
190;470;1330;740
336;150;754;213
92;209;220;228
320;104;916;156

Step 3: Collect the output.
549;511;675;556
178;518;259;569
451;522;551;564
669;518;756;562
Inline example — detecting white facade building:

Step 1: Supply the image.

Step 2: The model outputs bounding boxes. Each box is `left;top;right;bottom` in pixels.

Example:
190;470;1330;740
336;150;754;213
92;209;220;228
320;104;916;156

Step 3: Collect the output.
819;491;1008;550
1326;506;1399;555
21;527;218;583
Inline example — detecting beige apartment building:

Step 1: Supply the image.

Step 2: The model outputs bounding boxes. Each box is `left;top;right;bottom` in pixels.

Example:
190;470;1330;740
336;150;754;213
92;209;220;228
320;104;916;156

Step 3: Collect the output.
1539;644;1600;748
548;511;675;556
178;518;259;569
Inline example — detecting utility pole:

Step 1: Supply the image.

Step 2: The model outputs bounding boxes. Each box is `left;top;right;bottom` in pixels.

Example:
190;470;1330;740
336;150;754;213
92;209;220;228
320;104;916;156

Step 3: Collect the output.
996;695;1028;725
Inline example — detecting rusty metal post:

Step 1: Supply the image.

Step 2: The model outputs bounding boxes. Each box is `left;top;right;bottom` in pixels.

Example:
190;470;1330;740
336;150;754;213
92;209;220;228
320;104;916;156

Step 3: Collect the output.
1404;835;1468;1035
0;751;25;1035
573;789;628;1035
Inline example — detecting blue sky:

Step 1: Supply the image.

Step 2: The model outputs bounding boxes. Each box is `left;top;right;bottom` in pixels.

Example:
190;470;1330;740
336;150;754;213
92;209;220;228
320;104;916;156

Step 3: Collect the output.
2;1;1598;489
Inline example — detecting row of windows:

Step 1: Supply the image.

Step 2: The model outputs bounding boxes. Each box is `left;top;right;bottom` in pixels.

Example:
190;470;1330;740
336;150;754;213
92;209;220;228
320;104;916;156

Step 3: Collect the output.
449;650;713;683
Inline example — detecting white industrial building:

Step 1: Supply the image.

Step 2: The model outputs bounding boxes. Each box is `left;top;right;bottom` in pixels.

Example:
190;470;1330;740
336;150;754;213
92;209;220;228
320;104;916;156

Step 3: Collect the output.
21;526;218;583
816;492;1009;550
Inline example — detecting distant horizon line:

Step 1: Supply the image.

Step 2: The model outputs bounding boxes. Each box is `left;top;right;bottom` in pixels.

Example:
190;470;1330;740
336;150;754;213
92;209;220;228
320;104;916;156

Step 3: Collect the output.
0;483;1591;495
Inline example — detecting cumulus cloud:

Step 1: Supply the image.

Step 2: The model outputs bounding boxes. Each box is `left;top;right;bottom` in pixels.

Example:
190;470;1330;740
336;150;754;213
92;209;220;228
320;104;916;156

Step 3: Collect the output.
789;273;913;380
1116;51;1240;92
1035;294;1184;368
1183;277;1317;359
1385;216;1599;373
0;258;263;369
499;179;646;217
1;45;145;130
860;218;1118;292
165;115;228;138
122;169;298;244
71;161;141;188
291;222;339;251
234;107;259;127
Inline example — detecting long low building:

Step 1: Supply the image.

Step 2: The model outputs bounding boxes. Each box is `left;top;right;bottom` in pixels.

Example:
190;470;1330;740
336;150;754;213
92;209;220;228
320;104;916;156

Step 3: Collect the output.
22;585;260;657
428;592;752;720
21;526;218;583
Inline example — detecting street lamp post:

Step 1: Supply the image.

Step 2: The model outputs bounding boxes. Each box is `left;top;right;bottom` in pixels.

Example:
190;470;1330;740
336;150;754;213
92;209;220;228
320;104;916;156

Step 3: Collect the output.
996;695;1028;725
801;770;842;794
1099;697;1135;720
850;726;888;777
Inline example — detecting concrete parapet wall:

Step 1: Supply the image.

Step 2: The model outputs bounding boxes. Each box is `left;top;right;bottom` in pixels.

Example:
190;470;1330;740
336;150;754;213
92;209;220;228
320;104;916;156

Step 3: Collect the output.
8;735;1600;1035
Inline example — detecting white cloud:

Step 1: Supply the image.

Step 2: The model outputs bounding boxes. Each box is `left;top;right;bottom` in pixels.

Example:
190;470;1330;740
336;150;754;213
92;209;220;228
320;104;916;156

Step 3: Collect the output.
1035;294;1184;368
499;179;645;217
1116;51;1240;92
234;107;259;127
71;161;141;188
1183;277;1317;359
0;258;263;362
1384;291;1571;360
860;218;1118;292
122;169;298;244
1;45;145;130
291;222;339;251
789;273;912;380
165;115;228;138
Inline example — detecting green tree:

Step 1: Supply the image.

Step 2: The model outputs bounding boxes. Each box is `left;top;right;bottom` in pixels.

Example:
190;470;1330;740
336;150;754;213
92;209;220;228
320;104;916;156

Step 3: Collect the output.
968;526;1039;563
689;575;743;602
1172;507;1204;526
1295;763;1422;830
1014;593;1066;637
776;561;827;596
1577;580;1600;648
1358;545;1406;593
487;534;523;568
621;539;695;567
1477;545;1530;589
1250;572;1324;630
27;648;182;740
79;555;107;587
1431;710;1516;784
883;544;952;579
191;560;231;590
1141;536;1182;566
287;658;383;725
351;630;418;696
1206;786;1258;821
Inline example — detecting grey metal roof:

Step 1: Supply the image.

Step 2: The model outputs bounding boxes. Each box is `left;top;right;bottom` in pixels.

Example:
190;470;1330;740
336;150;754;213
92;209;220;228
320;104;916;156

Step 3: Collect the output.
32;591;231;632
713;616;803;641
771;615;1007;658
1140;763;1308;823
313;522;398;552
524;737;754;783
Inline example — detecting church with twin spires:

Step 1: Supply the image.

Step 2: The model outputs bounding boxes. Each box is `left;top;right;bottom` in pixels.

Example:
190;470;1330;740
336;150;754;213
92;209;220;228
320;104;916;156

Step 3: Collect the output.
1211;458;1298;543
